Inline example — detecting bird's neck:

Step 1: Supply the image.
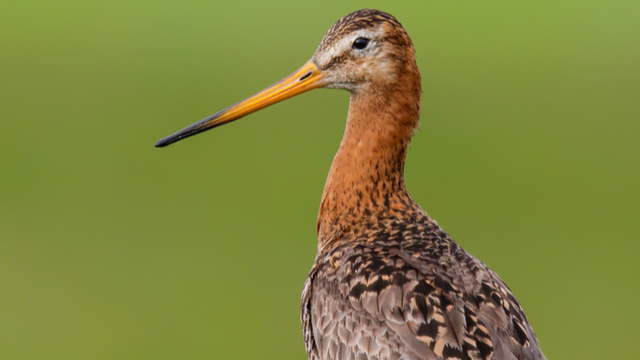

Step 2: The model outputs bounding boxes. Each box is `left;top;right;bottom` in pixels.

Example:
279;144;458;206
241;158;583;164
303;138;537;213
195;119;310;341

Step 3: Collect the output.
316;83;422;249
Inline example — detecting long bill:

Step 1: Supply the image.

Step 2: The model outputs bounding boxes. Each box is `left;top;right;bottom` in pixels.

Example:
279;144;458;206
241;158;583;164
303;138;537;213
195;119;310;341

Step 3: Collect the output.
155;60;325;148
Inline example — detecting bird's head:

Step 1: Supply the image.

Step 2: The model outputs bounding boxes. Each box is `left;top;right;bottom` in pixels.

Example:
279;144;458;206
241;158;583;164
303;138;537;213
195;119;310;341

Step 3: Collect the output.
312;9;418;93
155;9;419;148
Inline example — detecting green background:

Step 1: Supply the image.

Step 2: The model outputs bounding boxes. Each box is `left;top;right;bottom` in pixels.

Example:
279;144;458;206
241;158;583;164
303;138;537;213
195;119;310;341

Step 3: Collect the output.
1;1;638;359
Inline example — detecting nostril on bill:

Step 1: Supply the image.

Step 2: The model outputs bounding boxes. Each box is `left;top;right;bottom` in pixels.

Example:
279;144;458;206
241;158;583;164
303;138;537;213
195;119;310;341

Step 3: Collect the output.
299;71;312;81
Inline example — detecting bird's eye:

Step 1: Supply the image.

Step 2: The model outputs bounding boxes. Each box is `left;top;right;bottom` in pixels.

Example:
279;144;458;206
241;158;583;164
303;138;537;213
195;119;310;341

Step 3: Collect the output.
352;37;370;50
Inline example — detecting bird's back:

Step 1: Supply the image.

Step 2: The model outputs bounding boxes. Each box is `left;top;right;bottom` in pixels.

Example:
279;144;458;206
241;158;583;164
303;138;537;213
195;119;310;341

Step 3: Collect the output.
301;210;545;360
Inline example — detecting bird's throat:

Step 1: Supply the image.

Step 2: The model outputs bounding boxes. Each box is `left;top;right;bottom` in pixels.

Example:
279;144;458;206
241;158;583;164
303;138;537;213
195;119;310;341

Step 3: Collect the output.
316;88;421;248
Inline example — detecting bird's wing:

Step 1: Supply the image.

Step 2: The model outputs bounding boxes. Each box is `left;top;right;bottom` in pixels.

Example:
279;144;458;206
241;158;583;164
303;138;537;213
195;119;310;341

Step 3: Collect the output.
302;241;545;360
392;239;545;360
301;263;321;360
349;246;545;360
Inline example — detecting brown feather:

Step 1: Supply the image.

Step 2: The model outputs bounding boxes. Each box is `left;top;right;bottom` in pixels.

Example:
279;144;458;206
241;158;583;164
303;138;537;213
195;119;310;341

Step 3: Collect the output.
301;9;545;360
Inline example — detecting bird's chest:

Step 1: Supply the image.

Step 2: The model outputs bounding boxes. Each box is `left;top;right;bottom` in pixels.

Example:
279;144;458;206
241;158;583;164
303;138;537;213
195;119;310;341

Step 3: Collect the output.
309;271;405;360
306;243;413;360
303;237;485;360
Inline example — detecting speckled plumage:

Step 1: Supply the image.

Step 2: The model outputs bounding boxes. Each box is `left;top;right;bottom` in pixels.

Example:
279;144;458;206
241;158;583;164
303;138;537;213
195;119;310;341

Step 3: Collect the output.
302;208;544;360
156;8;545;360
301;10;546;360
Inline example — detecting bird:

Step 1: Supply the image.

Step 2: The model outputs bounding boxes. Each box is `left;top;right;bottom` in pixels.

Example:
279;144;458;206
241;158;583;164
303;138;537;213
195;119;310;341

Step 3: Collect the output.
155;9;545;360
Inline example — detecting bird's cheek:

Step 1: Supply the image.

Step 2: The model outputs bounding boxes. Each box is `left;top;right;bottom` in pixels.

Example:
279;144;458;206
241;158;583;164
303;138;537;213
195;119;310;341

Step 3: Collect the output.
322;71;359;91
365;58;396;84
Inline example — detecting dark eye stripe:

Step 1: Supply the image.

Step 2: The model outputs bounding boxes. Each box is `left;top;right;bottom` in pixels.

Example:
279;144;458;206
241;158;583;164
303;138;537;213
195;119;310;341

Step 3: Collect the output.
353;37;370;50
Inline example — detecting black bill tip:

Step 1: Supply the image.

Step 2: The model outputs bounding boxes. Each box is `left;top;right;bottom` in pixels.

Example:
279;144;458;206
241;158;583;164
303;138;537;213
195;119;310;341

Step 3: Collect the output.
154;113;221;148
154;132;191;148
155;130;195;148
154;106;236;148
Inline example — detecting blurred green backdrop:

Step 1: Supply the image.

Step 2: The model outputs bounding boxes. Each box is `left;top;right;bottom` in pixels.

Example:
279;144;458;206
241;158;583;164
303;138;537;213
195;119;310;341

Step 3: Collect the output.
1;1;639;359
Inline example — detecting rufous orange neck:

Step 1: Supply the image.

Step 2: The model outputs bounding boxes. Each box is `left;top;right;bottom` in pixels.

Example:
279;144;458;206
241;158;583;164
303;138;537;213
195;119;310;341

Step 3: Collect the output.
316;78;422;249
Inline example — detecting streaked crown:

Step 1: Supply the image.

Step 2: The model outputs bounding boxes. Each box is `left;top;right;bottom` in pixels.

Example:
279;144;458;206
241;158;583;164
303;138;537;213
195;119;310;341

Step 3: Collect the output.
312;9;419;92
